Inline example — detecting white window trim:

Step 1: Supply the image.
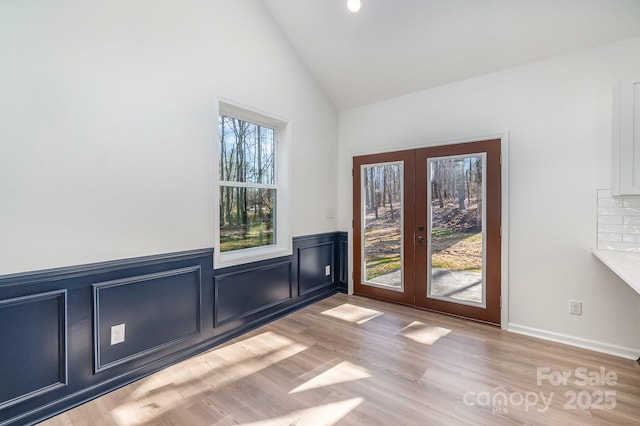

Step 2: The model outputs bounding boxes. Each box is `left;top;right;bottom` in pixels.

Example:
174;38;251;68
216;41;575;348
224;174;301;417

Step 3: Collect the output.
214;98;292;269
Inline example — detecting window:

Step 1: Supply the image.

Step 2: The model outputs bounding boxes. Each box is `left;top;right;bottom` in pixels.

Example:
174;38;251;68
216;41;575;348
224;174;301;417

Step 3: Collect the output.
214;100;291;268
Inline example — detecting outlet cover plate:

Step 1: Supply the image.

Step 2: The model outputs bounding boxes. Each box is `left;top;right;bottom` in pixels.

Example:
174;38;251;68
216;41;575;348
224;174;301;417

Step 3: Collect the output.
569;300;582;316
111;323;125;345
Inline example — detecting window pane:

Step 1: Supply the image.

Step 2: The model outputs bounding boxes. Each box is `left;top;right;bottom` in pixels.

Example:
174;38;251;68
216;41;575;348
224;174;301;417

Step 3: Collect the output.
219;115;275;184
220;187;276;252
362;162;404;290
428;154;485;306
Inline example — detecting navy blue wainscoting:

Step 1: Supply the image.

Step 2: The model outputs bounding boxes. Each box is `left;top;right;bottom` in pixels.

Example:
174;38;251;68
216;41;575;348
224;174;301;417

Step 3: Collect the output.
93;266;202;372
0;232;347;425
337;232;349;293
0;290;67;411
297;237;335;296
214;261;292;328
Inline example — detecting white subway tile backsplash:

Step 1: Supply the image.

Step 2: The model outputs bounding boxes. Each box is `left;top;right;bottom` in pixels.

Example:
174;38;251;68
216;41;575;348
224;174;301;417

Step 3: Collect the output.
597;207;640;216
623;234;640;243
598;224;640;234
597;215;624;225
599;233;622;242
598;242;640;252
625;207;640;215
597;198;623;207
597;190;640;252
624;216;640;225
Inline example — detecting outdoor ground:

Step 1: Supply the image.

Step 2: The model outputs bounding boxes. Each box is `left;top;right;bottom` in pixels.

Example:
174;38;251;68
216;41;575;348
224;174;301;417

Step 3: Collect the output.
364;201;482;280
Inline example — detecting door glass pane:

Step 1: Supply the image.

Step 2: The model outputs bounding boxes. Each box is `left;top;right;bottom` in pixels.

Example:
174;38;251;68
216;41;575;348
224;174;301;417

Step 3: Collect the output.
427;154;486;306
362;162;404;290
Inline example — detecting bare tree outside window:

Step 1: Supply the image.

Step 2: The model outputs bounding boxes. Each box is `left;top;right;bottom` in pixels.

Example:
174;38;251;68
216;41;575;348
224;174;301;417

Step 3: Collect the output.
218;114;276;252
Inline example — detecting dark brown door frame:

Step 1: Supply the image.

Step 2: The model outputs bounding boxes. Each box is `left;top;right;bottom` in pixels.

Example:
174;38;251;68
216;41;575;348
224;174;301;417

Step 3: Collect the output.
353;139;502;325
353;150;416;305
414;139;501;324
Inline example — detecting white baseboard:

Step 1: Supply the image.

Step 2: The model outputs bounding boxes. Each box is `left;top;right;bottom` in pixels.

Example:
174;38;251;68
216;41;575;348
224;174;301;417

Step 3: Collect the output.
507;323;640;360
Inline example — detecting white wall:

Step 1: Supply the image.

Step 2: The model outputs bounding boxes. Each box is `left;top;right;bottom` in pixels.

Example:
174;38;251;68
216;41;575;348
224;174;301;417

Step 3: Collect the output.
338;37;640;356
0;0;338;275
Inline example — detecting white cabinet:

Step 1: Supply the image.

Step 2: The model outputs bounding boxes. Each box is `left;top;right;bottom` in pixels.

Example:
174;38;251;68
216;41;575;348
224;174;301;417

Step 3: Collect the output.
612;76;640;196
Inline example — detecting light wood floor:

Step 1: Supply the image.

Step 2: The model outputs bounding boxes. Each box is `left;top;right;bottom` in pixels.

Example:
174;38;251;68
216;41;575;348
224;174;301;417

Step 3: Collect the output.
42;294;640;425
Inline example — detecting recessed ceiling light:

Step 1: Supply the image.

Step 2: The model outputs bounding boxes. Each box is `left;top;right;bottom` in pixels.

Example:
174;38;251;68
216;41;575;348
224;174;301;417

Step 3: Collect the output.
347;0;362;13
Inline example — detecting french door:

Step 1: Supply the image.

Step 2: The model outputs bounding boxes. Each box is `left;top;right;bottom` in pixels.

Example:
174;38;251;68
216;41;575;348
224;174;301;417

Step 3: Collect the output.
353;140;501;324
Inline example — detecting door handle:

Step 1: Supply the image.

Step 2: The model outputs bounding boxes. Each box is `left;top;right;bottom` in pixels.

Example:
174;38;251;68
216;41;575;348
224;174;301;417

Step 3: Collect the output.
417;235;425;243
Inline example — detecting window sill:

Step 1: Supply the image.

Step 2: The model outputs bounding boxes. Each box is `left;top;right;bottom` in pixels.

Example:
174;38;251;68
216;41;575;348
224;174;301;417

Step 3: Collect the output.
215;245;292;269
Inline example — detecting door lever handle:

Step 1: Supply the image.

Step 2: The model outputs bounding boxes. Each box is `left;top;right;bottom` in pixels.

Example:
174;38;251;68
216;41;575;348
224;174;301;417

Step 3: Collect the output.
417;236;425;243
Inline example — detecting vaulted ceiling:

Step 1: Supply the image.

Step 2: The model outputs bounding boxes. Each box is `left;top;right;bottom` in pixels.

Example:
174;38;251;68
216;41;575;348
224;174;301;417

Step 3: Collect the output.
261;0;640;110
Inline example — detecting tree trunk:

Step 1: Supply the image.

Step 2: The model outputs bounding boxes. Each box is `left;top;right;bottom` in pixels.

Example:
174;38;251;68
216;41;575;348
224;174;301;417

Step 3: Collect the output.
476;160;483;228
369;168;376;212
387;167;394;221
433;162;444;208
382;167;387;207
456;160;466;211
257;126;263;223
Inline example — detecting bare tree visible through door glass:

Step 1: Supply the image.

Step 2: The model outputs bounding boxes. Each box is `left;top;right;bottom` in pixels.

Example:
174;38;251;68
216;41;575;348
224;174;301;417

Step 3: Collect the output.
428;154;485;305
362;162;404;290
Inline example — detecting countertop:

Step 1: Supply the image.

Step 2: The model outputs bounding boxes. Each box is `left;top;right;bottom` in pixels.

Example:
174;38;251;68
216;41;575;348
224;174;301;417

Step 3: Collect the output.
592;250;640;295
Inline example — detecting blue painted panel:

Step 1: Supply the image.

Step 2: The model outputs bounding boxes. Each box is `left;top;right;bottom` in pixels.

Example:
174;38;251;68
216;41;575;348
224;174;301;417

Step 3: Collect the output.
93;266;201;371
298;242;334;296
0;290;67;409
0;249;212;289
338;233;349;293
0;235;342;425
215;261;291;327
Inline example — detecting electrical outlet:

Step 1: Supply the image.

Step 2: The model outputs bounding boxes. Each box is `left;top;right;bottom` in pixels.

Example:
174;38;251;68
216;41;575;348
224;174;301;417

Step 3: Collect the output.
111;323;125;345
569;300;582;316
325;265;331;276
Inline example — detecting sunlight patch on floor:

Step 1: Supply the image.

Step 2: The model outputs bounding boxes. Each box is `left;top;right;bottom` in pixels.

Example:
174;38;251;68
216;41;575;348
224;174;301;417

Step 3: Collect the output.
289;361;371;394
240;397;364;426
399;321;451;345
321;303;382;324
111;331;308;425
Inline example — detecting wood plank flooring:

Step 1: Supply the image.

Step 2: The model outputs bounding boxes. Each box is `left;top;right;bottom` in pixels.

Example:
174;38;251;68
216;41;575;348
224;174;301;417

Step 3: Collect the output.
41;294;640;425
